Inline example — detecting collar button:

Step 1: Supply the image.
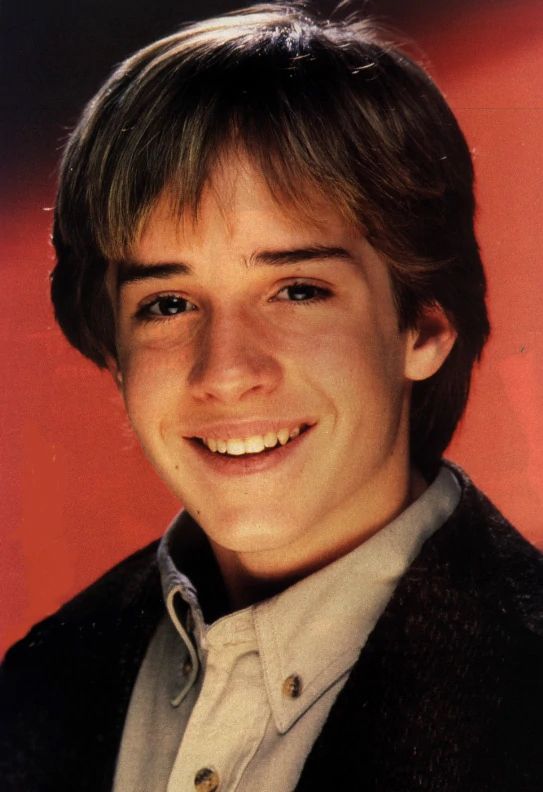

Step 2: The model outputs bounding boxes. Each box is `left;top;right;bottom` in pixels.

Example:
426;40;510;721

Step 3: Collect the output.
282;673;303;699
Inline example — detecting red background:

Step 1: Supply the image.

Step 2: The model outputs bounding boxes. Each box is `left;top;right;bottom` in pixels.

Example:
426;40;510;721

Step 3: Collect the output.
2;0;543;656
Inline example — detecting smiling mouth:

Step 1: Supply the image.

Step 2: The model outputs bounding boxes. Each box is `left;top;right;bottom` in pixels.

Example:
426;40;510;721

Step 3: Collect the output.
191;424;310;457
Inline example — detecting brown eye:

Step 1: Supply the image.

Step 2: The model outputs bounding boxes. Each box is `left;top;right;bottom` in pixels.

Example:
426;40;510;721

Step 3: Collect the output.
137;295;197;320
275;283;332;302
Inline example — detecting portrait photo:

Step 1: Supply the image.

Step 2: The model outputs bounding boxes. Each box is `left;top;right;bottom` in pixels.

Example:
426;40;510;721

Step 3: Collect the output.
1;1;542;789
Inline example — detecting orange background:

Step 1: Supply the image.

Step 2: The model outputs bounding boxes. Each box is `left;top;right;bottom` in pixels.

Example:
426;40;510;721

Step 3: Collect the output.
1;0;543;656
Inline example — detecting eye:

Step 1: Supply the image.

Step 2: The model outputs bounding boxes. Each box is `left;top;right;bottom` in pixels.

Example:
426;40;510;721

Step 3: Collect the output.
274;282;332;303
136;294;197;321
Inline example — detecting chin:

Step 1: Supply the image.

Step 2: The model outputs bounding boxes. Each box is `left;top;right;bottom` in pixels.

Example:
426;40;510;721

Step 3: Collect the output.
197;504;308;555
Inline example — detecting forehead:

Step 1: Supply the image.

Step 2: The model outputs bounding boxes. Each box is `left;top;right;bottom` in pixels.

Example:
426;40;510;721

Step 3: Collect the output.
132;151;362;260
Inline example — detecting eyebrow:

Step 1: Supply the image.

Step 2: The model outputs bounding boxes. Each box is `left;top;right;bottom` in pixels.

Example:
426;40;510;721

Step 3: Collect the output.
117;245;356;287
118;262;190;286
248;245;355;267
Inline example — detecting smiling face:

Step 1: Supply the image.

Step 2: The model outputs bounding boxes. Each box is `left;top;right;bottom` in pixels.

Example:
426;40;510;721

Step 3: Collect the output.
112;154;448;577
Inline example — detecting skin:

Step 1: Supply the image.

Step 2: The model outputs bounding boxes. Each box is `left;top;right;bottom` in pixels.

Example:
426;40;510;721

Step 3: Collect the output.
111;152;456;608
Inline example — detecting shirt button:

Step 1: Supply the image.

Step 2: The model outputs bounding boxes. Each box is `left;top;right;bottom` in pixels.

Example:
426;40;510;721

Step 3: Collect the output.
282;673;303;698
194;767;220;792
182;659;192;676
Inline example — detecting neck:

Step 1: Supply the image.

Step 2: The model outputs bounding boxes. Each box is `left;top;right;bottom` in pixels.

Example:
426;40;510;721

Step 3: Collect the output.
211;465;428;611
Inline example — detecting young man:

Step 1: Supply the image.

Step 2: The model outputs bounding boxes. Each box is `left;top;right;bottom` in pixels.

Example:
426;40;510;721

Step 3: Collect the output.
2;4;542;790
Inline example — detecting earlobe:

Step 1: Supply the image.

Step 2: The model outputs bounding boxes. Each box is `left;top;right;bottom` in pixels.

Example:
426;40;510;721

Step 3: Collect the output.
105;355;124;389
404;304;457;382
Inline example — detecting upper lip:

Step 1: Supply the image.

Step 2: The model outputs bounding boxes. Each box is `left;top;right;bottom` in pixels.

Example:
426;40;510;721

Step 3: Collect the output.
184;419;315;440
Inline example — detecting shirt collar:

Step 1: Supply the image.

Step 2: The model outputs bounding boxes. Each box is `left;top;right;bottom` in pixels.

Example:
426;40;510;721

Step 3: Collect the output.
157;464;461;729
253;465;461;731
157;514;204;631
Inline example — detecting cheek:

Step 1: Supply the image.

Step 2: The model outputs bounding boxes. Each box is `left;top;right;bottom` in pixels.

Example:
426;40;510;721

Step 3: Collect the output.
119;347;186;436
286;313;404;395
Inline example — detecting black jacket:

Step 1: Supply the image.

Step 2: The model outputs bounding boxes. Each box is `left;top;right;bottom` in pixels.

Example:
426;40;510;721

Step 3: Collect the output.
2;466;543;791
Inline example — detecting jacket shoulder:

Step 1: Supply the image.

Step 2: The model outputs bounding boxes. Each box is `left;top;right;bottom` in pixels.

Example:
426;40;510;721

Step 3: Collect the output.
0;540;164;791
443;461;543;635
3;539;162;664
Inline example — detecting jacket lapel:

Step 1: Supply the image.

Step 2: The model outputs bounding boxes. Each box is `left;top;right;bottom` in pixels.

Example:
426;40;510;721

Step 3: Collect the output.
295;481;543;790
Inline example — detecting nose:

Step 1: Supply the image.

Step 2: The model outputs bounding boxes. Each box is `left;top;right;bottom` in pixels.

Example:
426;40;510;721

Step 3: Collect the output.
187;308;282;404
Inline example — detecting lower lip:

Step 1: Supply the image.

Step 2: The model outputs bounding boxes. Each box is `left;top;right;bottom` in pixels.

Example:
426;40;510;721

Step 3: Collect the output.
186;428;312;476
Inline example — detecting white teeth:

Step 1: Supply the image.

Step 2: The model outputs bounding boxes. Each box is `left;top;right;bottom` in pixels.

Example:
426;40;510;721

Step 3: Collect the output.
226;439;245;456
277;429;290;446
200;425;305;455
245;435;266;453
263;432;278;448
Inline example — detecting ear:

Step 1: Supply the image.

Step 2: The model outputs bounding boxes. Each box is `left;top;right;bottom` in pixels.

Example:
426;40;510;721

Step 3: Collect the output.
105;354;124;390
404;303;457;382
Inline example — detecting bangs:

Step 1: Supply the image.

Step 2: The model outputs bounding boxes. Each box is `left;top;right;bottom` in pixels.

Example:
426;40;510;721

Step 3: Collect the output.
101;110;361;264
57;13;421;265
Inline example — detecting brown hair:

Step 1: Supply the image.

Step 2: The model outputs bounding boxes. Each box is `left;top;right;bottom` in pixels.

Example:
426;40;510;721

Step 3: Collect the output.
51;2;490;476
